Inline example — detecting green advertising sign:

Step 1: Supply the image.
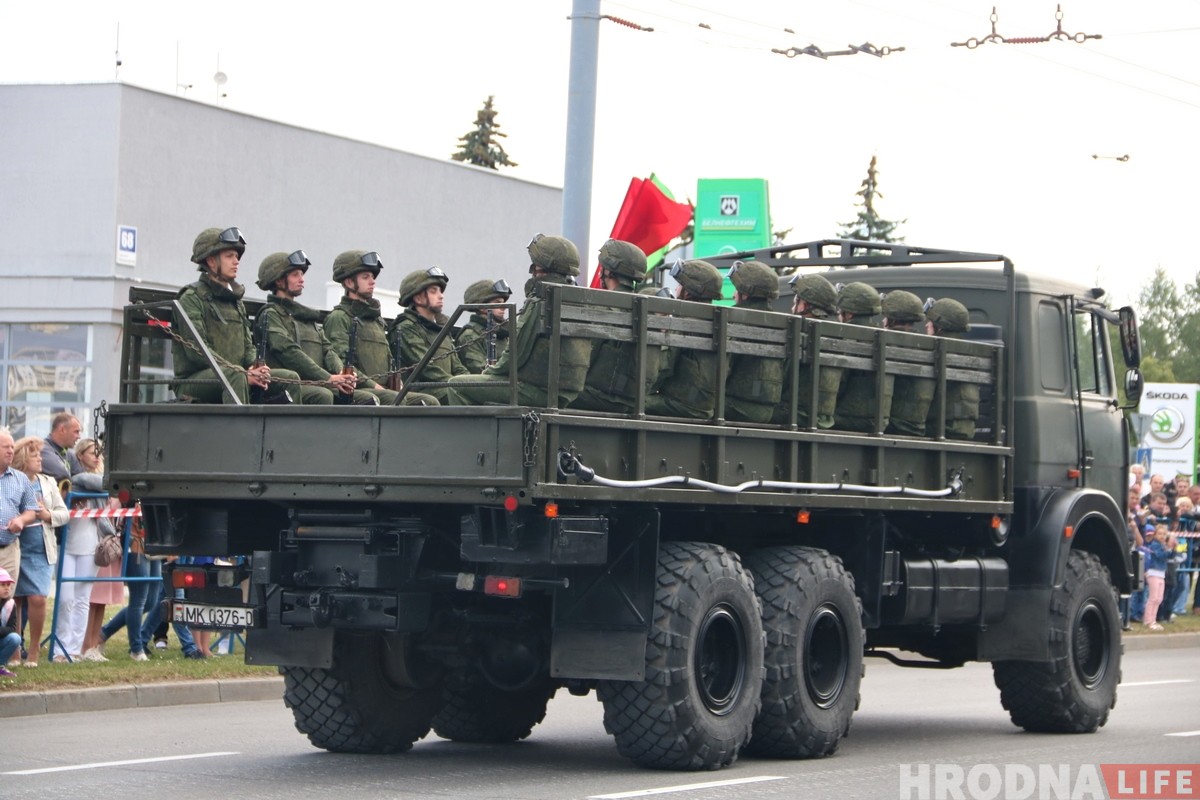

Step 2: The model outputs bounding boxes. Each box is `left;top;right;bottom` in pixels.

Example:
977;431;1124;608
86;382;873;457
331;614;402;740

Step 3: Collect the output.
693;178;772;304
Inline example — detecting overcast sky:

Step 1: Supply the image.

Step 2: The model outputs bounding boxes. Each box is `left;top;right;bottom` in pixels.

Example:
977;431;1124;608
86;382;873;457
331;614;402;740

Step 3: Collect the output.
3;0;1197;306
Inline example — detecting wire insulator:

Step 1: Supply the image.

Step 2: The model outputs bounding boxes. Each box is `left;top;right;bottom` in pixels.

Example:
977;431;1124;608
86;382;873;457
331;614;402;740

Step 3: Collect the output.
601;14;653;32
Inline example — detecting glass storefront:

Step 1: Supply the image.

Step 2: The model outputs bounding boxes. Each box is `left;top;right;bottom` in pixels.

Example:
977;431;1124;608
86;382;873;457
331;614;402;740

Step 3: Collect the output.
2;322;92;438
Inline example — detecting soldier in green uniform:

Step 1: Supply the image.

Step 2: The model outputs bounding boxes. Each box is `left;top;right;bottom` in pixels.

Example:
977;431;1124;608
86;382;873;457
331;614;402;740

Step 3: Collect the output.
256;250;376;406
571;239;664;413
725;260;784;423
172;227;300;404
448;234;593;407
833;280;893;432
456;279;513;374
391;267;468;404
645;260;725;419
924;297;979;440
323;250;438;407
775;272;842;428
881;290;934;436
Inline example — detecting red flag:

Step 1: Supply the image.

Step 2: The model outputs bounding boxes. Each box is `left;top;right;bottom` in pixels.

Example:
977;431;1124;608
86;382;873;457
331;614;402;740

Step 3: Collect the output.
591;177;694;287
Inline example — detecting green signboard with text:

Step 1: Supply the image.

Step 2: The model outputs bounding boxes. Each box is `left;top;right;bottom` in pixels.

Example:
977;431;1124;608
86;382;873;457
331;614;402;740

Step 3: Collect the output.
693;178;772;304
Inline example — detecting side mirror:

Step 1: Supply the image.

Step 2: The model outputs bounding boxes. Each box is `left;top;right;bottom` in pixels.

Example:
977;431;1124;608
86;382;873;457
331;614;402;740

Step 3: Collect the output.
1123;368;1144;409
1118;306;1141;368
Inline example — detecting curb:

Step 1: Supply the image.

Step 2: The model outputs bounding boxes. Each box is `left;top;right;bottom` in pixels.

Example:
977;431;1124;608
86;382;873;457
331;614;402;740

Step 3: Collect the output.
3;634;1197;719
0;676;284;719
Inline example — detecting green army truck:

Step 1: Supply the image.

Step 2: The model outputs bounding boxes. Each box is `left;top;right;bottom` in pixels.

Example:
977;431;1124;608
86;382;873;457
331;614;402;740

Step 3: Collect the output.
102;239;1143;771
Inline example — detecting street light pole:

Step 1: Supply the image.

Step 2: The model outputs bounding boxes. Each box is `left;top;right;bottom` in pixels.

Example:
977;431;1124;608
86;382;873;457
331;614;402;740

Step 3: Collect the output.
562;0;600;279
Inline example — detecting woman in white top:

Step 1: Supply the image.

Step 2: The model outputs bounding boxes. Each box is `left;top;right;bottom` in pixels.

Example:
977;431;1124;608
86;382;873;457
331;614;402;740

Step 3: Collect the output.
54;448;118;661
10;437;67;668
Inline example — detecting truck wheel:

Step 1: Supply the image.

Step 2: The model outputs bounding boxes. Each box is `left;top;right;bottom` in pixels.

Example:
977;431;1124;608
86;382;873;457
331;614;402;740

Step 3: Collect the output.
992;550;1121;733
281;632;443;753
432;671;557;743
597;541;764;770
743;546;863;758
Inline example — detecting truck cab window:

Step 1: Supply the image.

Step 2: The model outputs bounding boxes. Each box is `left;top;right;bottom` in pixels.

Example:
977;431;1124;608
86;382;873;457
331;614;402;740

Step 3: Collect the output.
1037;301;1067;392
1072;311;1111;397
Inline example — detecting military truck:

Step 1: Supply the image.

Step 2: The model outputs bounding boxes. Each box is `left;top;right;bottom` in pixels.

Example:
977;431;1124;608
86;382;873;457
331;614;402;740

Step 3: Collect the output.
103;239;1142;771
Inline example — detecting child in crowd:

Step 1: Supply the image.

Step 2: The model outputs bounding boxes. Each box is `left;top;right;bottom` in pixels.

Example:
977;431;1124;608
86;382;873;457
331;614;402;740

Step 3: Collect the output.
0;567;18;677
1142;523;1172;631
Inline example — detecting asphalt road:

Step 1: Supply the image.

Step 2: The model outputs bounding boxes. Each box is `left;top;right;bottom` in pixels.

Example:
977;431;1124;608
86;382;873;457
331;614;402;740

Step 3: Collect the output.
4;648;1197;800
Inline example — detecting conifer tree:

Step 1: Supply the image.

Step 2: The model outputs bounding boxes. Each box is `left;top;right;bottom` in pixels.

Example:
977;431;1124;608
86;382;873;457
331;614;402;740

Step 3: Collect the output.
837;155;905;242
451;96;517;170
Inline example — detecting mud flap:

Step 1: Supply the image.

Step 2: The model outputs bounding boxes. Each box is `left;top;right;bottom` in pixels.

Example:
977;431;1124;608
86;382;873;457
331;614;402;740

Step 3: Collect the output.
246;626;335;668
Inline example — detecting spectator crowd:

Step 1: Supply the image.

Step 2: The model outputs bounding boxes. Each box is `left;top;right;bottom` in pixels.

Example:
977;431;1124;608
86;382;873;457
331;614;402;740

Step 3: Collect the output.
1126;465;1200;630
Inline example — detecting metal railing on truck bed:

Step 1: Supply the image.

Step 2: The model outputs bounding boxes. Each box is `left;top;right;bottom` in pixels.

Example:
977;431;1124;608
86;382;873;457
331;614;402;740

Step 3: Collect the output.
108;282;1009;515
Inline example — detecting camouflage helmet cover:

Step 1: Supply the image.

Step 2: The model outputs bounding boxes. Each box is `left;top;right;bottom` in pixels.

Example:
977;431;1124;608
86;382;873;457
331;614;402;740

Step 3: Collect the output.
673;259;724;302
528;234;580;277
332;250;383;283
729;260;779;301
598;239;648;283
836;281;882;316
789;273;838;314
399;267;449;307
191;226;245;268
256;251;309;291
926;297;970;333
464;278;512;306
881;289;926;324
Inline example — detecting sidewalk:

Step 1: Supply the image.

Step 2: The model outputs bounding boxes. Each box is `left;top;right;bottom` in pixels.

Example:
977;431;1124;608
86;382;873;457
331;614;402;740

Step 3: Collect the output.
3;632;1196;719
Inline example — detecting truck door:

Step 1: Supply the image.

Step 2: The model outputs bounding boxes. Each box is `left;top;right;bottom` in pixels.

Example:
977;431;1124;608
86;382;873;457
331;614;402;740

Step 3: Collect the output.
1070;304;1125;505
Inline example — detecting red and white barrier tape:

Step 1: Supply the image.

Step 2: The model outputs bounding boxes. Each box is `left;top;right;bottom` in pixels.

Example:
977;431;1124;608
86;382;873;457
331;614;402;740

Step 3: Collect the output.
68;507;141;519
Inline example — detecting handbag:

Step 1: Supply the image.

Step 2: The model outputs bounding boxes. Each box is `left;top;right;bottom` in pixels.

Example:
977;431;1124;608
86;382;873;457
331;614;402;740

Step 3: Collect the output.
94;533;123;567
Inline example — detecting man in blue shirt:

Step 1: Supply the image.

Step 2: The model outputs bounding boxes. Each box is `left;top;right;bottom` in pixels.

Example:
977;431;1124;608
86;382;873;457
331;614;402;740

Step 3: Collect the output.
0;427;39;582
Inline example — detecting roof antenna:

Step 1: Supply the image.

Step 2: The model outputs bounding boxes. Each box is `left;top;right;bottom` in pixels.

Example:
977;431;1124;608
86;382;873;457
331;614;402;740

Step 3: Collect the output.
114;22;122;80
176;41;192;94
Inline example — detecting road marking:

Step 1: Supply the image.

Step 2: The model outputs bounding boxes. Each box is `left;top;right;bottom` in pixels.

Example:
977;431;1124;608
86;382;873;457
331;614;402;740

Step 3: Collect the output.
589;775;787;798
1165;730;1200;737
3;751;239;776
1119;679;1194;688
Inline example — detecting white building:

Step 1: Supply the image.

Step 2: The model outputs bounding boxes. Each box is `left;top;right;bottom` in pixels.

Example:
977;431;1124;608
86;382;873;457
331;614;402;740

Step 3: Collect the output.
0;83;562;438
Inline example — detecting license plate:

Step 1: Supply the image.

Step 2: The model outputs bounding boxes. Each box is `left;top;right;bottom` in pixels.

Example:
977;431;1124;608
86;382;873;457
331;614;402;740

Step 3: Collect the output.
172;601;254;629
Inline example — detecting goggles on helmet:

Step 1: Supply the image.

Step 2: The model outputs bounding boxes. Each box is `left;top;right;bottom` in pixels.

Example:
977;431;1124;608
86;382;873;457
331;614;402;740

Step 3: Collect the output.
359;251;382;269
218;227;245;246
287;250;310;268
425;266;447;280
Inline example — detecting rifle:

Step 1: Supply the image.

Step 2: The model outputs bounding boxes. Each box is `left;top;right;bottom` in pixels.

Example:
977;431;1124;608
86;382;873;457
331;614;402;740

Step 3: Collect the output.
334;316;360;406
485;311;498;367
249;313;269;404
387;323;404;392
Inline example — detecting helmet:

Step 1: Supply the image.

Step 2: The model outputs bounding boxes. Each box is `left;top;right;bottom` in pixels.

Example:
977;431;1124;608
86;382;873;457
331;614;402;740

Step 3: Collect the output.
670;259;723;302
256;250;310;291
464;278;512;306
836;281;881;316
332;250;383;283
528;234;580;277
597;239;647;284
729;260;779;301
399;266;449;307
191;226;245;267
881;290;925;325
926;297;970;333
789;273;837;314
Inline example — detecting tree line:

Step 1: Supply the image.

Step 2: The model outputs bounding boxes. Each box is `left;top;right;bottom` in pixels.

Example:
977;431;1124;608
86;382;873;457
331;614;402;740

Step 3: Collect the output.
1136;268;1200;384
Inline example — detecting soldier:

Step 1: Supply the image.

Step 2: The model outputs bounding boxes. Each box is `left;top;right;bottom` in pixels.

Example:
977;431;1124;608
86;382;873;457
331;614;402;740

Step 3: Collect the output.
448;234;593;407
391;267;468;404
645;260;725;419
457;279;513;374
923;297;979;440
172;227;300;404
725;260;784;423
323;250;438;407
774;273;842;429
833;281;892;432
256;250;376;406
571;239;663;413
881;290;934;436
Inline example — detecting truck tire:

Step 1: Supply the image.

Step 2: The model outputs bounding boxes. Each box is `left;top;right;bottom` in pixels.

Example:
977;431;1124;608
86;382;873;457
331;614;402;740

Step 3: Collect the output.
597;541;764;771
281;632;443;753
992;550;1121;733
432;671;557;743
743;546;863;758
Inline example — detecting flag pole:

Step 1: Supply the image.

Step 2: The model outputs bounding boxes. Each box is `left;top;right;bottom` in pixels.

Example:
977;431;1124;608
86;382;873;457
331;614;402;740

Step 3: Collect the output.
563;0;600;282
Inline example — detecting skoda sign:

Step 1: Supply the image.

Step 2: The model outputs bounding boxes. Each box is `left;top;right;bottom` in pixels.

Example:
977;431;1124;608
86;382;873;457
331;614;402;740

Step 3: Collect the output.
1138;382;1198;480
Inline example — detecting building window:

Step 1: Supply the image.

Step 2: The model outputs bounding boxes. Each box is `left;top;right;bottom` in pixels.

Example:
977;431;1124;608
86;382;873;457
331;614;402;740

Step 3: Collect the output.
1;322;92;438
